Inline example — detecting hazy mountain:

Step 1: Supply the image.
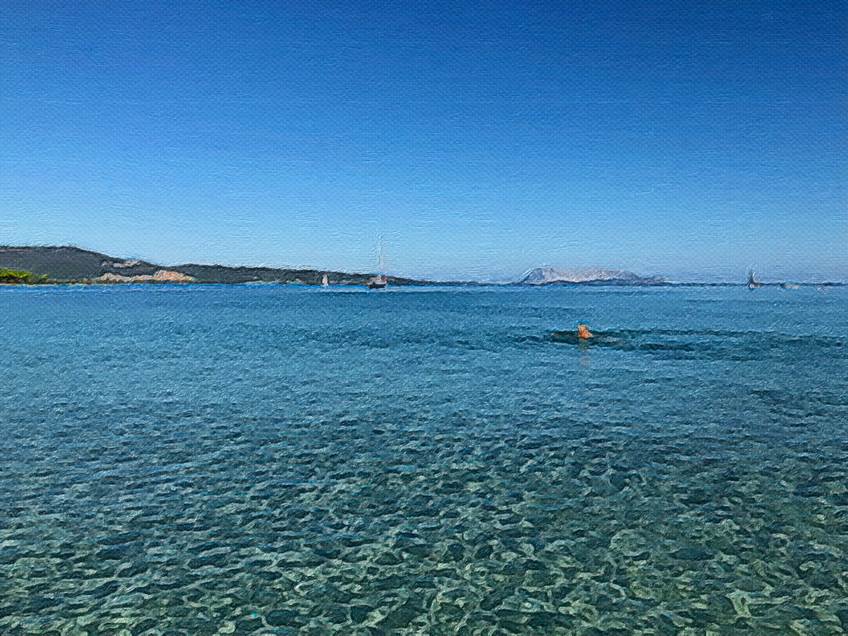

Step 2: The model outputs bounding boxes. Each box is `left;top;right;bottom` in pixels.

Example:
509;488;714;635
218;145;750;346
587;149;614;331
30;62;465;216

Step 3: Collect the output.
520;266;664;286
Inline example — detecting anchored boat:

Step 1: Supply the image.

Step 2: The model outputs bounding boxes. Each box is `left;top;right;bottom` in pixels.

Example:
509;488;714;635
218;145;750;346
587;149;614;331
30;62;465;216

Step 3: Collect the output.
367;274;387;289
367;238;388;289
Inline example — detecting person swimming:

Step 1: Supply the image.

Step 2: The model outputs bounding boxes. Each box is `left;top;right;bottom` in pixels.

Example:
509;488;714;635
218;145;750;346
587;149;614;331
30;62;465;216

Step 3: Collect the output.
550;323;600;344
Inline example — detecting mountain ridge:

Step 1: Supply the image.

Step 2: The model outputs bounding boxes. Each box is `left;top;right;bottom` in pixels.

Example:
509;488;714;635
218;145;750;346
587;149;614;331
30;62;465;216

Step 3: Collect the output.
0;245;427;285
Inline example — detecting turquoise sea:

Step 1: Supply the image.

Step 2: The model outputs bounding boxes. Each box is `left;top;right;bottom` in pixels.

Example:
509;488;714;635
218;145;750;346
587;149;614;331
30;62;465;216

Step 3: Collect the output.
1;284;847;634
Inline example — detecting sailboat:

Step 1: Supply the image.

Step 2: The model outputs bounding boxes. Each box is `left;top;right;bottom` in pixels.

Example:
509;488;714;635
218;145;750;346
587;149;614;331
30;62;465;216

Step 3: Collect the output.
747;269;763;290
321;273;329;288
367;238;388;289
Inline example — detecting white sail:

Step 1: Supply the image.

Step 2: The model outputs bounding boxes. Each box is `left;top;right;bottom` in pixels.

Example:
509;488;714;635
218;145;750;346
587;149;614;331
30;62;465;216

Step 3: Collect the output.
368;237;388;288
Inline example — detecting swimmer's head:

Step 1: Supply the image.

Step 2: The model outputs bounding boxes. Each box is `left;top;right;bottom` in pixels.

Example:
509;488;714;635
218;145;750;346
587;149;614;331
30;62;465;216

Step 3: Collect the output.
577;324;593;339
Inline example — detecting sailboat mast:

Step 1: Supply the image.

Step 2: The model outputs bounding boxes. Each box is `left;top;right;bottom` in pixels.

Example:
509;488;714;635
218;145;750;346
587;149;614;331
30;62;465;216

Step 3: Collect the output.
367;236;389;289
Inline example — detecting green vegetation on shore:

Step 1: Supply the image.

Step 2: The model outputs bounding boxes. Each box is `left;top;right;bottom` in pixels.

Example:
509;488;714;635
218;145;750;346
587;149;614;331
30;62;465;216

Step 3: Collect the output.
0;268;48;284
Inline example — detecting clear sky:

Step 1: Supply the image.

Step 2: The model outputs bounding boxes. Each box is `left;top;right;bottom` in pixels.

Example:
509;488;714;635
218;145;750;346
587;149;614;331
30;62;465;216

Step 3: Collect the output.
1;1;846;281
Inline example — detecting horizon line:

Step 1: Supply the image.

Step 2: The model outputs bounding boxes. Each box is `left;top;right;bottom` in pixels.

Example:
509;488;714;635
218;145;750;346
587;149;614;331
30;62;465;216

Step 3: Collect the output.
1;243;845;285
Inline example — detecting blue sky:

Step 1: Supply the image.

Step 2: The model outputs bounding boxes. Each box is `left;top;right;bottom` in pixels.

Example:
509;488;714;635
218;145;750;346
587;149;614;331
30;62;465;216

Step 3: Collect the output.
1;0;846;281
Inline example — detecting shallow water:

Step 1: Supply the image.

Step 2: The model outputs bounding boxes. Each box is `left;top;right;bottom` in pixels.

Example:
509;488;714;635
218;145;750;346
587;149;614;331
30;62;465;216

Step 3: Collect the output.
1;285;847;634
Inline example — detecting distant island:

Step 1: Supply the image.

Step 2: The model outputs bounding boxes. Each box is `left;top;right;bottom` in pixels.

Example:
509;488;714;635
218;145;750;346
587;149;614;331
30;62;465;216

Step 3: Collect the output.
519;266;665;286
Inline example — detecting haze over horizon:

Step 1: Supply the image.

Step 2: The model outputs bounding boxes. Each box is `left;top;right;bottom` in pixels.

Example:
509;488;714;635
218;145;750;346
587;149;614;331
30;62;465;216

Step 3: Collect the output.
2;1;846;282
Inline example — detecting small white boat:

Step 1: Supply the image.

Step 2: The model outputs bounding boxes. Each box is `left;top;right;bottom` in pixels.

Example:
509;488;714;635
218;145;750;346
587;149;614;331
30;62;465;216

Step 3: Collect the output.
322;273;329;288
367;274;387;289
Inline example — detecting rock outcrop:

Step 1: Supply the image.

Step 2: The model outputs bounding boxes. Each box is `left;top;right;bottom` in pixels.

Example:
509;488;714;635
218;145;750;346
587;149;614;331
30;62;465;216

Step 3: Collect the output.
96;270;195;283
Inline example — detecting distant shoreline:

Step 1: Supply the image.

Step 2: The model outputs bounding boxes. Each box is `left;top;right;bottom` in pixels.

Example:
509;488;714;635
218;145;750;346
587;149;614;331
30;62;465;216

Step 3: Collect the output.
0;246;843;287
1;280;844;289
